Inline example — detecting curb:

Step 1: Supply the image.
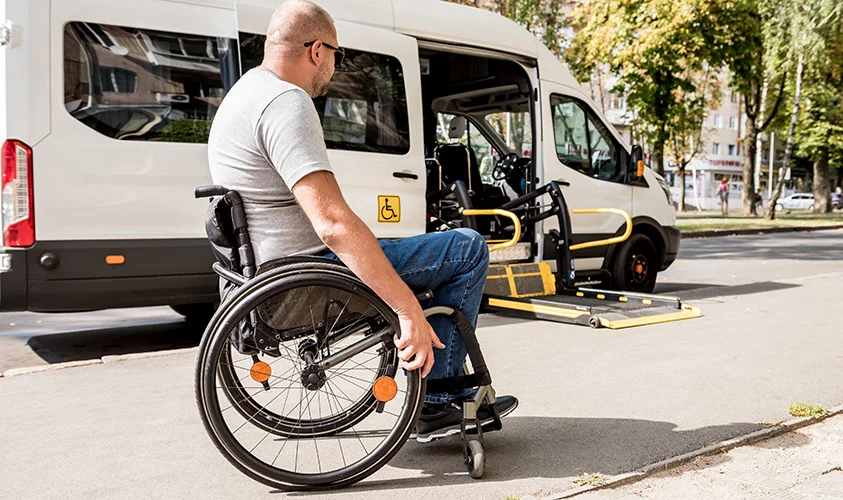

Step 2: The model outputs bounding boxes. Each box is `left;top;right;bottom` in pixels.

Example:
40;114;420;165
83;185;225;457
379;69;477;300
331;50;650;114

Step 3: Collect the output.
0;359;103;377
680;224;843;239
541;403;843;499
0;346;198;378
101;346;198;363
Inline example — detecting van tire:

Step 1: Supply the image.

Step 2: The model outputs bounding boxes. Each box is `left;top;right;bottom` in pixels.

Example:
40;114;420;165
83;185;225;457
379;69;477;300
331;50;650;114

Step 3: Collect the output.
610;233;658;293
171;303;216;324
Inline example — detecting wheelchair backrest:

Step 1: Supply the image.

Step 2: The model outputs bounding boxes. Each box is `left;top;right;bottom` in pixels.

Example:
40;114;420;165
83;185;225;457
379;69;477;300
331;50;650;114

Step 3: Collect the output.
204;196;241;273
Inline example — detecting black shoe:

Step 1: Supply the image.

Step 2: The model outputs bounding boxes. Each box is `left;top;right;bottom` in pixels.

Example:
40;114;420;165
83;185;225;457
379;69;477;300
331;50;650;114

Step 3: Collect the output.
413;394;518;443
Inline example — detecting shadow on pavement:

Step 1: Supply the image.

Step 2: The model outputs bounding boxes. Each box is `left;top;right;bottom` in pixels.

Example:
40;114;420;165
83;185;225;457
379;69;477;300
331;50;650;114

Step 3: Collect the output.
26;320;205;364
287;416;762;495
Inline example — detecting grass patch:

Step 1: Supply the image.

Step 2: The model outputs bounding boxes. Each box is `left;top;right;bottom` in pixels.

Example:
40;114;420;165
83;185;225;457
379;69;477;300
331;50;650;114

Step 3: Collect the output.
572;472;609;487
678;217;843;233
788;402;829;418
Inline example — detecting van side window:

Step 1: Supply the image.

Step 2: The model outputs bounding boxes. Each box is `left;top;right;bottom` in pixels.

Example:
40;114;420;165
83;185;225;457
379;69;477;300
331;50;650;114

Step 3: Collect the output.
239;33;410;155
551;95;623;183
63;22;232;143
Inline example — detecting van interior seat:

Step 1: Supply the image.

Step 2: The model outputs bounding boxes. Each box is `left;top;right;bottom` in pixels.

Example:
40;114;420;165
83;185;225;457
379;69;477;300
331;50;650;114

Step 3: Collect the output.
435;142;484;201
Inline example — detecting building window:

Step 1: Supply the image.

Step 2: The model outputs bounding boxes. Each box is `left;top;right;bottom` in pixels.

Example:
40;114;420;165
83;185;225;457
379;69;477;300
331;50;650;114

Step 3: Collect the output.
729;116;737;129
713;143;720;155
714;114;722;128
98;67;137;93
728;144;736;156
730;91;737;103
609;95;625;110
64;22;231;143
239;33;410;155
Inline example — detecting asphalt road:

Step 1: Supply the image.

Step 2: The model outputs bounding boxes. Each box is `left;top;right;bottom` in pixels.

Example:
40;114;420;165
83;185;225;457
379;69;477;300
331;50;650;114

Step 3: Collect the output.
1;229;842;499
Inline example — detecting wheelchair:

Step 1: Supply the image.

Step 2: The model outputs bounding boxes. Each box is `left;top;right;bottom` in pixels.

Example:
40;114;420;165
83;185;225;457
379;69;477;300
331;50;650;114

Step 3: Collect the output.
193;184;503;490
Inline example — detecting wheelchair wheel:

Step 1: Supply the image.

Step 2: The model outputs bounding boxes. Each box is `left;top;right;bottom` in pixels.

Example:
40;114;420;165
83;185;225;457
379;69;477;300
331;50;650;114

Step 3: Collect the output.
195;259;425;490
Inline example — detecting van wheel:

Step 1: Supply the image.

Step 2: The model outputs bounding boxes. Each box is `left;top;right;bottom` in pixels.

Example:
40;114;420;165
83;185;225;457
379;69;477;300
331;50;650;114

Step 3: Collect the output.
171;303;216;325
610;234;658;293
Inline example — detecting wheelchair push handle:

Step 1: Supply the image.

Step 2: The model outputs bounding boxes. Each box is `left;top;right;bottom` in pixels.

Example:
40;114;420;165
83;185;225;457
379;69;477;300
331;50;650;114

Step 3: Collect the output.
195;185;228;198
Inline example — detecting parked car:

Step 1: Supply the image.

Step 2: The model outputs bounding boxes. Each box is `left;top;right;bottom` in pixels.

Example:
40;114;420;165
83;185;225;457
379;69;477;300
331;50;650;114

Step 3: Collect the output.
833;191;842;210
775;193;814;212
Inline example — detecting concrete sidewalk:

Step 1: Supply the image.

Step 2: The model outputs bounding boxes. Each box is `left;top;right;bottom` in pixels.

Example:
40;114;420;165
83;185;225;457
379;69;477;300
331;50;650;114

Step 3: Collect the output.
572;414;843;500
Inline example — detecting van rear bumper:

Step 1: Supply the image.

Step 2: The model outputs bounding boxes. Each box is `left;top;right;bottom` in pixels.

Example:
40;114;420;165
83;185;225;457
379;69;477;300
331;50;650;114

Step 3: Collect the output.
0;239;218;313
0;249;28;311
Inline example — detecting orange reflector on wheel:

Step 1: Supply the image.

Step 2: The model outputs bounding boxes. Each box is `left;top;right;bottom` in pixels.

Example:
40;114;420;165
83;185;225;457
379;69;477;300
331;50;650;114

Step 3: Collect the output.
373;376;398;402
250;361;272;383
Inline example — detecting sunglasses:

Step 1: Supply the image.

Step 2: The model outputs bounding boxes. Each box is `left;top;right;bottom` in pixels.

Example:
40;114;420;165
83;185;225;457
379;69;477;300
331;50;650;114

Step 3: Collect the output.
304;40;346;69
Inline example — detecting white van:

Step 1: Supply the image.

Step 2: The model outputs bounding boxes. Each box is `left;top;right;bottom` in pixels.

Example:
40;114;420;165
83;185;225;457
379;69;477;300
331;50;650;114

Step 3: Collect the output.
0;0;678;319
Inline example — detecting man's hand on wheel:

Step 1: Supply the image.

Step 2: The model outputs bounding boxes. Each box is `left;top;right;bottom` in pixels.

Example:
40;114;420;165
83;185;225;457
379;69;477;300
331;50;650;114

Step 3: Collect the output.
394;310;445;378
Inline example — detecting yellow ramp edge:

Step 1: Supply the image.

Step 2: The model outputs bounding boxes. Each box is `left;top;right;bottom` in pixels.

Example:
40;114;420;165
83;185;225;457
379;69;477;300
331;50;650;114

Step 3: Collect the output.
599;304;702;329
487;297;589;319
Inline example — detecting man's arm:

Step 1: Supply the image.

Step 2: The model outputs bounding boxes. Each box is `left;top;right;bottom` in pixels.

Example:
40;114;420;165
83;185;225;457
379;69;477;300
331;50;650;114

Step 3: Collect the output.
292;171;444;377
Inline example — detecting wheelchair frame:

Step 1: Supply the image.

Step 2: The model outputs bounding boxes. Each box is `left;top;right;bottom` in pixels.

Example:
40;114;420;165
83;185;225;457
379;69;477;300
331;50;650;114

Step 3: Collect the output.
194;184;504;488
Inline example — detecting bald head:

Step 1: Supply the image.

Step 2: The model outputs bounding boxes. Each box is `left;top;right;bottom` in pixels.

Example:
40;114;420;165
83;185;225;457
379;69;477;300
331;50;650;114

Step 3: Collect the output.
265;0;336;52
260;0;338;98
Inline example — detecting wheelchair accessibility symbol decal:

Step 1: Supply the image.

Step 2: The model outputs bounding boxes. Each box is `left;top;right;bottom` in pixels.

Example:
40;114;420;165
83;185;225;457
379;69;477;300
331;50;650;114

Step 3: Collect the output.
378;195;400;222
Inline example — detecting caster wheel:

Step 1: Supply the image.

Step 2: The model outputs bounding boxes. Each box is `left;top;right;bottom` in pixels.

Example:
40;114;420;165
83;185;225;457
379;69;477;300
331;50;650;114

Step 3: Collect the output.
464;439;485;479
588;315;601;329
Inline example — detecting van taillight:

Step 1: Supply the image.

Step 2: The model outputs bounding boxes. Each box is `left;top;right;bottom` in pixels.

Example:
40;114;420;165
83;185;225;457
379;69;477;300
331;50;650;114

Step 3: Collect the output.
1;140;35;247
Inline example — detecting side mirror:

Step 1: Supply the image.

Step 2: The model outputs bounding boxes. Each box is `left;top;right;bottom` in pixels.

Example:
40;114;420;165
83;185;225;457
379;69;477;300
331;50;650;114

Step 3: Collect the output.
629;145;645;178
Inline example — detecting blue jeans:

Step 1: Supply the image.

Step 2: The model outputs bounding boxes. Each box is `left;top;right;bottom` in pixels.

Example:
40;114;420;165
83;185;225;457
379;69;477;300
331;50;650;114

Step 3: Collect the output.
324;228;489;404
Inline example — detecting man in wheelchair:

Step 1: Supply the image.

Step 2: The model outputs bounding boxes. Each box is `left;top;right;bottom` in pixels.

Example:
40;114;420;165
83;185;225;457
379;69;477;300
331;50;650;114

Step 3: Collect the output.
206;0;516;443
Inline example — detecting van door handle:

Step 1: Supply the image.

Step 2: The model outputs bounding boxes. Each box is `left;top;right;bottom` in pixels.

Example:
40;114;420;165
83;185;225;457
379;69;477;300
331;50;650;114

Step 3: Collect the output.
393;171;419;180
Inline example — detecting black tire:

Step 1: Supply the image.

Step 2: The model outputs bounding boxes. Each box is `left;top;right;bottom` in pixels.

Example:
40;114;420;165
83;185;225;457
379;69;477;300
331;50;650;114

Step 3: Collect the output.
171;303;216;323
465;439;485;479
610;233;658;293
195;259;425;490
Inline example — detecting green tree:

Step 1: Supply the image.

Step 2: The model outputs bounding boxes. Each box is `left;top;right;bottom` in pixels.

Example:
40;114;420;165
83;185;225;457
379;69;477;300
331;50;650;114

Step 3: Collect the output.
567;0;743;177
766;0;842;218
793;3;843;213
667;67;722;212
715;0;788;215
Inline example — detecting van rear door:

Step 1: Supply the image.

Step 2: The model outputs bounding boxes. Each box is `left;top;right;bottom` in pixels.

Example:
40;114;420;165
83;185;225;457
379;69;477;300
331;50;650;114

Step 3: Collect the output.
236;4;426;238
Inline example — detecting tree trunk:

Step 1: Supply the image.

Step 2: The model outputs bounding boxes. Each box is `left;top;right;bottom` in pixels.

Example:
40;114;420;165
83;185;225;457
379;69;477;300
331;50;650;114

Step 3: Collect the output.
742;117;758;215
767;51;805;220
813;136;831;213
753;79;769;189
678;166;686;213
652;146;665;177
652;119;667;176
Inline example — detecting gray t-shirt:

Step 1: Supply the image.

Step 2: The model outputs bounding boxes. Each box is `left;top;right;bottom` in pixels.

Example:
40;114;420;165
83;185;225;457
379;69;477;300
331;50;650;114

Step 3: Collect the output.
207;69;332;265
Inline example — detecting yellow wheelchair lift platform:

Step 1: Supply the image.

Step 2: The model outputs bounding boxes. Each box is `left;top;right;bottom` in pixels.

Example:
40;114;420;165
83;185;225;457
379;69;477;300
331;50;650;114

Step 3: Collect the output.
463;191;701;329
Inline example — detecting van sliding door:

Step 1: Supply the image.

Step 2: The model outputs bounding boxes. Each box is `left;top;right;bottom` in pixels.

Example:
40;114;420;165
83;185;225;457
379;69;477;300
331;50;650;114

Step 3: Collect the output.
236;5;426;238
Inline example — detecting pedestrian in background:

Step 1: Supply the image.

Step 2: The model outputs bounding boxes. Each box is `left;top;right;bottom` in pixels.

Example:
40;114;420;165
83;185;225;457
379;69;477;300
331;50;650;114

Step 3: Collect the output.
718;177;730;215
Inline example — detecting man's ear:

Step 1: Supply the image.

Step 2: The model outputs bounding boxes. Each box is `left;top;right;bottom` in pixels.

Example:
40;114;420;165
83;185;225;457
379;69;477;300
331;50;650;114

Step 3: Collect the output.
307;40;322;67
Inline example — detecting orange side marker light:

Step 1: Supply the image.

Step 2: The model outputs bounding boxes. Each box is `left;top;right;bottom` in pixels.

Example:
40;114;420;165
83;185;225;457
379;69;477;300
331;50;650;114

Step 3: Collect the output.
250;361;272;383
105;255;125;265
373;376;398;403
